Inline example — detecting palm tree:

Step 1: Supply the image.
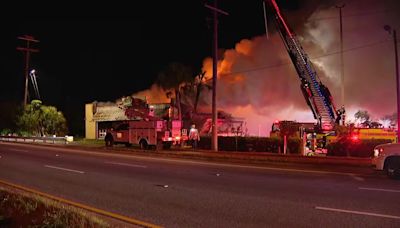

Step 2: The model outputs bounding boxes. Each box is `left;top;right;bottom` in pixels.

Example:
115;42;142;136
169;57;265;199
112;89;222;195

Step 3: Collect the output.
157;62;193;121
194;71;210;113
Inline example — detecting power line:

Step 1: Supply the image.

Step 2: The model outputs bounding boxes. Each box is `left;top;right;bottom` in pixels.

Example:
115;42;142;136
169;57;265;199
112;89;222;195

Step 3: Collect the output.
307;9;395;22
208;38;394;79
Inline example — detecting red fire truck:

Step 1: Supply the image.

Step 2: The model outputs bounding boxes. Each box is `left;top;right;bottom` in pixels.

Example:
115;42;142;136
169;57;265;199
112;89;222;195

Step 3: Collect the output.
105;119;184;150
104;96;187;150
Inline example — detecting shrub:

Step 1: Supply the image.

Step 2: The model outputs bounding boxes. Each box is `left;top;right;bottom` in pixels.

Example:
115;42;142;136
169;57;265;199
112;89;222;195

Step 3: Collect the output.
327;138;393;157
0;129;12;136
0;188;109;227
197;136;301;153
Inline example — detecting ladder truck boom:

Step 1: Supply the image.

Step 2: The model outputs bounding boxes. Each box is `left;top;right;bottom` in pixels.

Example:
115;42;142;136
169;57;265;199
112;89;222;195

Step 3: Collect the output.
267;0;339;131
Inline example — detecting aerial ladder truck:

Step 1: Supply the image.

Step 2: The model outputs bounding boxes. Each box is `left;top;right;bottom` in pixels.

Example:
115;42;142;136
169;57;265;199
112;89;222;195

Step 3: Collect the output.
266;1;396;155
266;0;345;133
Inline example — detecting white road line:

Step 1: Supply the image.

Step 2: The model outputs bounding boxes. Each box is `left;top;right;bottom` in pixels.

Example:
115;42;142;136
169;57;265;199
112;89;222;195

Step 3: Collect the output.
44;165;85;174
180;162;359;176
9;148;28;152
104;161;147;168
359;187;400;193
315;206;400;219
349;174;365;181
0;142;366;176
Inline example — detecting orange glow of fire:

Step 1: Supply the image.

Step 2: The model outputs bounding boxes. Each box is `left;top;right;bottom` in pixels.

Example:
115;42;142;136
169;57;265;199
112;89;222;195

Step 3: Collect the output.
132;84;171;104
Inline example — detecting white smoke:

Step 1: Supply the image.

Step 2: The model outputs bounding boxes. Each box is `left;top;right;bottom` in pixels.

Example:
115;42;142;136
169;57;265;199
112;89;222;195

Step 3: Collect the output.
199;0;400;135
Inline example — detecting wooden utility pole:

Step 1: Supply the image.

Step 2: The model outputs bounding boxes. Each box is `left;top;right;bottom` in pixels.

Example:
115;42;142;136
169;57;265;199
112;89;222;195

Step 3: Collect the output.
384;25;400;142
205;1;228;152
336;4;345;124
17;35;39;107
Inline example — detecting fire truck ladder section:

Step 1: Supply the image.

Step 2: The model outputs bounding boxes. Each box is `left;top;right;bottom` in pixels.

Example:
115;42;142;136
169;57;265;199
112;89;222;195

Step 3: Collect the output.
267;0;337;131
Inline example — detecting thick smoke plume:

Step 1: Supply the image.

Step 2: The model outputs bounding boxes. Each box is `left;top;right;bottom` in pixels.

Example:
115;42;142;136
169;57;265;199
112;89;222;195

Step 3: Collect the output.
199;0;400;136
132;0;400;136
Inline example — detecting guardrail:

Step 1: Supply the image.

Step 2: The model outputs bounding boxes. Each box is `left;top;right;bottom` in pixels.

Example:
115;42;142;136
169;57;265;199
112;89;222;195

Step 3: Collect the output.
0;135;72;144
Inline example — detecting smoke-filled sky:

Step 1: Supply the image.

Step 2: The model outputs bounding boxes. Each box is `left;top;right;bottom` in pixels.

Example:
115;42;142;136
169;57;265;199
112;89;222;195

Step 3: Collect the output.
1;0;399;135
219;0;400;136
135;0;400;136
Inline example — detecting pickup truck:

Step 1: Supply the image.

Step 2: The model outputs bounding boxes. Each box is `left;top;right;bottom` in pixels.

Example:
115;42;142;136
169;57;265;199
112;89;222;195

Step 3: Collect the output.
372;143;400;179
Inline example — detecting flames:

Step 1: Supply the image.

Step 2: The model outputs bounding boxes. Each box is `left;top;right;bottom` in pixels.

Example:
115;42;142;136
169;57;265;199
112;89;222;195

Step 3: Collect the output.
196;0;400;135
127;0;398;135
131;84;171;104
198;35;315;135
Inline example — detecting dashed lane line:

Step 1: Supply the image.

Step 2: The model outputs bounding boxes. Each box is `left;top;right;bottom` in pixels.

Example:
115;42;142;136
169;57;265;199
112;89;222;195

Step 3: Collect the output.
104;161;147;168
358;187;400;193
315;206;400;219
9;148;29;152
1;142;369;177
44;165;85;174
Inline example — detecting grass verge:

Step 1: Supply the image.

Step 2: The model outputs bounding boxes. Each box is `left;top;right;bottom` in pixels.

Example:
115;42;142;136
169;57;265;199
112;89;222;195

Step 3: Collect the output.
0;186;111;227
72;138;105;147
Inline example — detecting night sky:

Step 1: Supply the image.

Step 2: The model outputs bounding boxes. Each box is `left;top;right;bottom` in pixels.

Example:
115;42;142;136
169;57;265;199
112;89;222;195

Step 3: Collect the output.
2;0;397;136
1;1;281;135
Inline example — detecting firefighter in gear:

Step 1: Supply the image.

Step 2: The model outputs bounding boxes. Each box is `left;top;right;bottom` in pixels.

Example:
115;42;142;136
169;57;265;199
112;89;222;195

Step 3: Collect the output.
189;124;200;150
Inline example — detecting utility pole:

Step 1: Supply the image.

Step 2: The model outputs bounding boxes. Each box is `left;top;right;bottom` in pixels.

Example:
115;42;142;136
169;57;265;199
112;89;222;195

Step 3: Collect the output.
384;25;400;142
17;35;39;107
205;1;228;152
336;4;345;125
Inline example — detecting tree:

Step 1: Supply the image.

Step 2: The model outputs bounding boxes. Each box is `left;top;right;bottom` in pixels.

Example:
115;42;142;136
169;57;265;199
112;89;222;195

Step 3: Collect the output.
17;100;68;136
192;71;213;113
354;110;371;127
382;113;397;128
156;62;194;121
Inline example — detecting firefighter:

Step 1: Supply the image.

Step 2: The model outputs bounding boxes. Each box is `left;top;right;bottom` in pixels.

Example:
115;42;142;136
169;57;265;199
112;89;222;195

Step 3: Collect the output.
189;124;200;150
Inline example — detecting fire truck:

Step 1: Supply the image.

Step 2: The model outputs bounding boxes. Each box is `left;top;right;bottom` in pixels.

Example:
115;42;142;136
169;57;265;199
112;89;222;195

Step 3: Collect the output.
266;1;398;155
104;97;187;150
105;119;184;150
266;0;348;154
266;0;344;132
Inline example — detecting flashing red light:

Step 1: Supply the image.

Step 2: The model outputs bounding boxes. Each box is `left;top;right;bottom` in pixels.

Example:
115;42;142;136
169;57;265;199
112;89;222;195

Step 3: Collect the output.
274;120;280;124
351;135;359;142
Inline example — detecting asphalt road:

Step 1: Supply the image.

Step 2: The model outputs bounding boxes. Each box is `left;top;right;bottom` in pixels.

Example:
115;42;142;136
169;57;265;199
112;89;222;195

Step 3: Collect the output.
0;142;399;228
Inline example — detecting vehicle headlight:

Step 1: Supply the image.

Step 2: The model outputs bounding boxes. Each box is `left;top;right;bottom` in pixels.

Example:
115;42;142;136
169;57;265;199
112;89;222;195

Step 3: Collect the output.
374;148;379;157
374;148;384;157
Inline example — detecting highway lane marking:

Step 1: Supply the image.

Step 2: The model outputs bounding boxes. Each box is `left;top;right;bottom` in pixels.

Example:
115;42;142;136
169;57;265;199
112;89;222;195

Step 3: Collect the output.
315;206;400;219
44;165;85;174
349;174;365;181
358;187;400;193
104;161;147;168
0;142;368;177
9;148;29;152
0;179;162;228
161;160;362;176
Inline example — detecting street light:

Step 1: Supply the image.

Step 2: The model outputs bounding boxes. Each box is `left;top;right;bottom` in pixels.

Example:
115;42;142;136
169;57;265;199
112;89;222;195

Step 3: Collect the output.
384;25;400;142
29;68;41;100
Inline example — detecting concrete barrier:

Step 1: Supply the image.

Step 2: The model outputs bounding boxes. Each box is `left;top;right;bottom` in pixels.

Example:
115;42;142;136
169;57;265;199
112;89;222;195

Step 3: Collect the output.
0;135;68;144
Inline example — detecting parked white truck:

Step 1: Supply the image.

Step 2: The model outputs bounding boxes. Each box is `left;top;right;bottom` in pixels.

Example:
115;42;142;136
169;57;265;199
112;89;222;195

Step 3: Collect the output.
372;143;400;179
